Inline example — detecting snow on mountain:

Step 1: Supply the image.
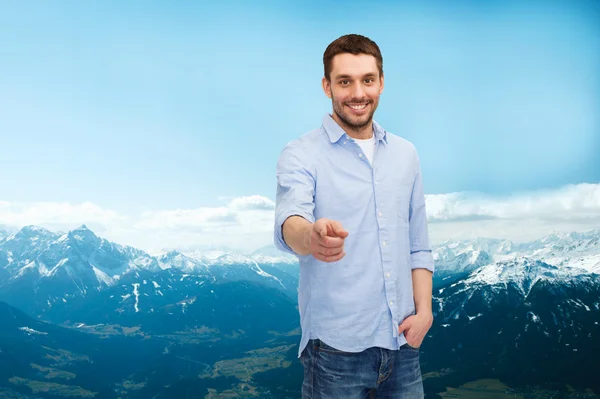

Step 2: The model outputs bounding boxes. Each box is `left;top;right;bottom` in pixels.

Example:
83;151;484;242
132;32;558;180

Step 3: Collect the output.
432;244;494;279
0;224;301;317
432;228;600;277
0;225;164;314
19;326;48;335
0;224;18;241
2;223;598;318
433;255;599;332
518;230;600;274
249;244;298;264
0;225;60;265
153;249;213;275
459;257;590;298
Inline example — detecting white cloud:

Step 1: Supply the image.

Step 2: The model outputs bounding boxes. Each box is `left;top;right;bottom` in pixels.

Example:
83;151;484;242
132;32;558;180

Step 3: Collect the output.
1;184;598;252
229;195;275;211
426;183;600;222
425;183;600;243
135;207;239;230
0;201;125;226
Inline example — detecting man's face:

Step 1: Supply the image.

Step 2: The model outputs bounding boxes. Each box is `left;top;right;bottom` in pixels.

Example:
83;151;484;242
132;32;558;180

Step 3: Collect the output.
322;53;384;132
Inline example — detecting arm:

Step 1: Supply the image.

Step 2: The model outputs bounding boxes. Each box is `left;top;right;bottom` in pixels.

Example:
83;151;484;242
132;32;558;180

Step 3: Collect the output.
398;152;435;346
409;152;434;316
273;142;348;261
273;142;316;257
412;268;433;318
281;215;313;256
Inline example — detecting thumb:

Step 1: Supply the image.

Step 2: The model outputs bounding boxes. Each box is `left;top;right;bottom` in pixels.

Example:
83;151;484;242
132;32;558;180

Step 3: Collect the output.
332;222;349;238
315;222;327;238
398;319;411;334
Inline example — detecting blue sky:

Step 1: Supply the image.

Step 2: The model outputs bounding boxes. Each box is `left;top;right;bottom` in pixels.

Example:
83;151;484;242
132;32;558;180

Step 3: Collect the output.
0;1;599;251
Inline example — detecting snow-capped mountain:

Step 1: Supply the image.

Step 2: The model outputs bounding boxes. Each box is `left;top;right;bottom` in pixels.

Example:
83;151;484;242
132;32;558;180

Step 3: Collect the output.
0;225;162;315
2;223;599;326
46;254;301;324
1;224;599;396
432;244;494;283
149;248;296;296
424;256;600;393
519;230;600;274
0;224;160;282
0;224;17;242
180;246;298;266
431;228;600;281
0;225;300;317
434;257;597;319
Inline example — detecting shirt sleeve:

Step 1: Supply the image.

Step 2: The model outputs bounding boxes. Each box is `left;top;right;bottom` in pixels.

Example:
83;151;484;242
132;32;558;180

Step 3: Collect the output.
273;141;316;256
408;152;435;273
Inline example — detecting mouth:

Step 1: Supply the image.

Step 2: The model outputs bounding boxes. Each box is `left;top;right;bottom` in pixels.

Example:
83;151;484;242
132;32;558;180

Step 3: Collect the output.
346;102;369;113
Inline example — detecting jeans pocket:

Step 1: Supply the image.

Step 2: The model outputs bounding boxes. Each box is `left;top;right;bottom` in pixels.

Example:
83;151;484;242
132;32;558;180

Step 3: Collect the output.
404;342;420;351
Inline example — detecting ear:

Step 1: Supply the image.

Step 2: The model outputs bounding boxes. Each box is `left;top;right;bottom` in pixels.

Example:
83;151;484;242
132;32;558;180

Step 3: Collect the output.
379;73;385;95
322;76;332;99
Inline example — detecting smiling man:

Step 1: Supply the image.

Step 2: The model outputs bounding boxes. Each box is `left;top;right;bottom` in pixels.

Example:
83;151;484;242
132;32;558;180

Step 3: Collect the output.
274;34;434;398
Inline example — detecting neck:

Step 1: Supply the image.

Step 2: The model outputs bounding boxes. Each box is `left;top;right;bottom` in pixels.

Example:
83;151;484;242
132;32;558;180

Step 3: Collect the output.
331;112;373;140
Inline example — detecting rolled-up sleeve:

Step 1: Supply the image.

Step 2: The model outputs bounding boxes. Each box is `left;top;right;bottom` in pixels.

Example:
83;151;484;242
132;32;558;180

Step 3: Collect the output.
408;153;435;273
273;142;316;255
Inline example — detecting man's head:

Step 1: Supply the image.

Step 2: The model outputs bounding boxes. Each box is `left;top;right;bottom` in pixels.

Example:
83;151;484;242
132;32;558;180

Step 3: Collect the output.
322;34;384;136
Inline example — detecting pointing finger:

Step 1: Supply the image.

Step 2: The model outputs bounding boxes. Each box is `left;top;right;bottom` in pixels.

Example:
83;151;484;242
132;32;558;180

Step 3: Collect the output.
320;236;345;248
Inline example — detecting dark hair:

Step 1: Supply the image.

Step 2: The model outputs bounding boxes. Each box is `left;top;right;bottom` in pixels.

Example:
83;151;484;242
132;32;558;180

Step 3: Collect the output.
323;34;383;81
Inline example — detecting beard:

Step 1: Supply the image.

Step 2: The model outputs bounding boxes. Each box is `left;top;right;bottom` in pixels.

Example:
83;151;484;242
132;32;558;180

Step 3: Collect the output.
331;93;379;132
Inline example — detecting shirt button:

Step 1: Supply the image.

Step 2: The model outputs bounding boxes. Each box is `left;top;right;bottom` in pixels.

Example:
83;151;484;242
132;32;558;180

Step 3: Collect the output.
378;211;382;217
358;154;363;157
389;301;394;306
385;272;391;278
382;241;387;246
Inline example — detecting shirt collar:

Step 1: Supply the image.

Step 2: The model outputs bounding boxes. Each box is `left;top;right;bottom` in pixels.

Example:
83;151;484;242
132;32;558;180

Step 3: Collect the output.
322;113;388;145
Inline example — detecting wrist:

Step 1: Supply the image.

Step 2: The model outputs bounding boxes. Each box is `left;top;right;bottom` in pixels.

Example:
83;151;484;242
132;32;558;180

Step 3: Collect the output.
416;310;433;323
303;226;312;252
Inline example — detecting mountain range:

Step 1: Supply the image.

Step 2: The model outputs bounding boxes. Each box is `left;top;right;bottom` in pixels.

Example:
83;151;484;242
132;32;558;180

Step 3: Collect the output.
0;224;598;398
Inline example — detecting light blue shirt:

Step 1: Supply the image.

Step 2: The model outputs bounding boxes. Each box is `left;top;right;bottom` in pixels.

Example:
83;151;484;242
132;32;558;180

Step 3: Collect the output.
274;114;435;358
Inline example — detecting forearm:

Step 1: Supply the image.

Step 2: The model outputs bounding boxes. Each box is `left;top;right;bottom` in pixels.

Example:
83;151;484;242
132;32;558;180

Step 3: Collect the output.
412;268;433;316
282;215;313;256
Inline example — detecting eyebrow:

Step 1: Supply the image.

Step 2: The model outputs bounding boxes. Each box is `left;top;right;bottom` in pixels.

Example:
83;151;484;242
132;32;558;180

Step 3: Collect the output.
335;73;377;80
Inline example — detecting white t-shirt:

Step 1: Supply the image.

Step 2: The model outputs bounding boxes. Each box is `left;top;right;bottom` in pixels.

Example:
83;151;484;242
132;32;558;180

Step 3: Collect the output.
354;135;376;165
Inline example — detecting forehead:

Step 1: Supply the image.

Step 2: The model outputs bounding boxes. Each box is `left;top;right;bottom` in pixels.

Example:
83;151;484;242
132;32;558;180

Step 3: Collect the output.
330;53;379;78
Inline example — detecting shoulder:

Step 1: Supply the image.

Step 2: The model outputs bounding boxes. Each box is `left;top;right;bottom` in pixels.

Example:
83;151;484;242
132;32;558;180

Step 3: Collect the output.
384;130;420;160
278;126;327;161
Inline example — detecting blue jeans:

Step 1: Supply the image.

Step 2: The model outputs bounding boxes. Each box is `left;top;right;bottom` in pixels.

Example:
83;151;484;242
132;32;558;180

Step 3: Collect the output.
300;338;424;398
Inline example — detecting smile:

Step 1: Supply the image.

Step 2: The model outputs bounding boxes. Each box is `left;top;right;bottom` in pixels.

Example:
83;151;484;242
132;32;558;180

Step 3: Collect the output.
348;103;368;111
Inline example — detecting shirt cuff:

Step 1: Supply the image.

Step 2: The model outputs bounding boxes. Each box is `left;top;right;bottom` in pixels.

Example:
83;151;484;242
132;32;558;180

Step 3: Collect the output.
274;210;315;255
410;250;435;273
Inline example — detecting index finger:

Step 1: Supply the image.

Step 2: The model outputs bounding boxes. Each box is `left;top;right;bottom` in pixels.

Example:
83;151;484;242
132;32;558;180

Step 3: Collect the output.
319;235;345;248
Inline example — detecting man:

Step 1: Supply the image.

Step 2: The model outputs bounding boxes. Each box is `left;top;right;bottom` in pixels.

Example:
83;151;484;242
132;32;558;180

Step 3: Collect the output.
273;34;434;398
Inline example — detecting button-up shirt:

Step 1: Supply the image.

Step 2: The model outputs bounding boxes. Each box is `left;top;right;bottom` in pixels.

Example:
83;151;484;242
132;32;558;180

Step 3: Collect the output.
274;114;435;358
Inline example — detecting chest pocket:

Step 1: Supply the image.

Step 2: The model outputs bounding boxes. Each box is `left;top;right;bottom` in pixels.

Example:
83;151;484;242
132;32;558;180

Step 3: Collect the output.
395;180;413;224
313;169;374;235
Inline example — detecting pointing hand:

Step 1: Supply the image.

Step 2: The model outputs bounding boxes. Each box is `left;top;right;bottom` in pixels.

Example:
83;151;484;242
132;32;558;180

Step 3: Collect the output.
309;218;348;263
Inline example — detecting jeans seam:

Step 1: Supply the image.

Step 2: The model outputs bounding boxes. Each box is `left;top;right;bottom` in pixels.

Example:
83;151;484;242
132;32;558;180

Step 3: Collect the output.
376;349;393;384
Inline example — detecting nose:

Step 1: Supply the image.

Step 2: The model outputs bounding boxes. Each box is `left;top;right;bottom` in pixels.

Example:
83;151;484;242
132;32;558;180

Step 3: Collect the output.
352;82;366;99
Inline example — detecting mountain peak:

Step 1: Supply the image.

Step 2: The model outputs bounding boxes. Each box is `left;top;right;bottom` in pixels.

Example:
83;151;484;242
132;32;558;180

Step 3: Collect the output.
3;225;57;243
67;225;100;245
18;225;53;236
74;224;91;232
462;256;589;298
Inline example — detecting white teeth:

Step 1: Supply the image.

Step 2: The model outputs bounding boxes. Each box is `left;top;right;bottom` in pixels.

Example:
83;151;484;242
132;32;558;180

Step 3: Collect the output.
349;104;367;110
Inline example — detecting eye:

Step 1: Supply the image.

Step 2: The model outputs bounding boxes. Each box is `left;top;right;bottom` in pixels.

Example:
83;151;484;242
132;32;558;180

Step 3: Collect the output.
340;80;350;85
365;78;374;84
